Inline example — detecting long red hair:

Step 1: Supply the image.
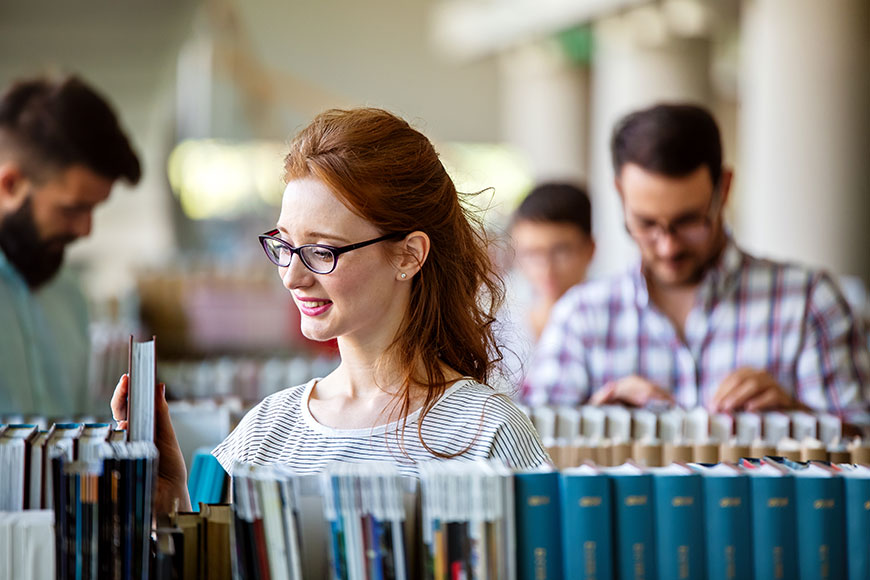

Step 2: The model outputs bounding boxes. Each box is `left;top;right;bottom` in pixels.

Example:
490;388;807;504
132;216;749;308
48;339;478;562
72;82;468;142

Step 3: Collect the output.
283;108;504;456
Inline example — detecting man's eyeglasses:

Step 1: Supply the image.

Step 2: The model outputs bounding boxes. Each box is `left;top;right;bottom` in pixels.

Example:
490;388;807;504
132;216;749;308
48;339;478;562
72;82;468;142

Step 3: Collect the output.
258;229;406;274
625;190;723;246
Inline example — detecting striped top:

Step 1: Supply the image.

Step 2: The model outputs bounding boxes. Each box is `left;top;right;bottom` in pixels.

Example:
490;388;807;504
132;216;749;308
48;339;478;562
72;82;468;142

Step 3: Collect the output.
523;237;870;424
212;378;550;477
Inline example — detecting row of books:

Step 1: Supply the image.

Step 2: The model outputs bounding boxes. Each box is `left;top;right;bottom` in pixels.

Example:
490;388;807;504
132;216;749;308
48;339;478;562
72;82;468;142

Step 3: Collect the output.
52;442;158;580
523;404;849;447
542;434;870;470
224;457;870;580
522;404;870;468
0;422;126;512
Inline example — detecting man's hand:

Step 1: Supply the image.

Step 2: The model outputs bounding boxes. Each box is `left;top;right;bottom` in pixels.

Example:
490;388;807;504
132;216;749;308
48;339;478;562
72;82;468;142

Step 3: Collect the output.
589;375;675;407
711;367;796;413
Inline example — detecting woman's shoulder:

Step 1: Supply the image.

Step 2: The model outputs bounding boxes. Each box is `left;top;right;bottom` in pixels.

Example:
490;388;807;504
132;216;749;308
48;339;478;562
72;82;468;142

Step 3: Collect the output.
435;379;530;423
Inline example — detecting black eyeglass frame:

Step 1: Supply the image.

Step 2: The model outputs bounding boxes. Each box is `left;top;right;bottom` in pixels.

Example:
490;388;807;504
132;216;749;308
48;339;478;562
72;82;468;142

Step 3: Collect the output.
258;229;408;274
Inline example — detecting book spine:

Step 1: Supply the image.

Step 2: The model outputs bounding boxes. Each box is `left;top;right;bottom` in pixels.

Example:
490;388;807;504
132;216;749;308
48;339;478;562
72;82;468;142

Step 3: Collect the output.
514;472;563;580
749;476;797;580
559;474;613;580
702;476;752;580
653;473;706;580
844;475;870;580
609;474;656;580
794;476;846;580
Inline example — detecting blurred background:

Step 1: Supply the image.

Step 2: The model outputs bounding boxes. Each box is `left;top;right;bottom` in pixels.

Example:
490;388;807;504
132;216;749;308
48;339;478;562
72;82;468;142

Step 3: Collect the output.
1;0;867;416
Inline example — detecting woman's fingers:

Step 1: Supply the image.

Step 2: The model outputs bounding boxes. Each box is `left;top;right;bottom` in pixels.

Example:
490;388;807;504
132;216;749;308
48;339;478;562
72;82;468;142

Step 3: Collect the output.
110;374;129;422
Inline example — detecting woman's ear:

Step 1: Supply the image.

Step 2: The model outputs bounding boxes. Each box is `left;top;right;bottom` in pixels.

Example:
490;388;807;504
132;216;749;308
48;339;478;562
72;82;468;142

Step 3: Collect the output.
395;231;430;280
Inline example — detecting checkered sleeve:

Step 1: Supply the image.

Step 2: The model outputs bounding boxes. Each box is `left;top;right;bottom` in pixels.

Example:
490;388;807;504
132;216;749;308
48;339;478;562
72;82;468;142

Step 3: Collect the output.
521;288;591;406
795;271;870;426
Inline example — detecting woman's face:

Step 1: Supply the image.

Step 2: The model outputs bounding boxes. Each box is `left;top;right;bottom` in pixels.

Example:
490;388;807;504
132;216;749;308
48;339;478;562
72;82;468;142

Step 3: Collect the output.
511;220;594;302
274;176;408;349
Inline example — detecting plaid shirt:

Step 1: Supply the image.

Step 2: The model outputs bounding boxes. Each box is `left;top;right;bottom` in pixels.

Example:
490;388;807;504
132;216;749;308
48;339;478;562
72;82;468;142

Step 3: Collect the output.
522;237;870;424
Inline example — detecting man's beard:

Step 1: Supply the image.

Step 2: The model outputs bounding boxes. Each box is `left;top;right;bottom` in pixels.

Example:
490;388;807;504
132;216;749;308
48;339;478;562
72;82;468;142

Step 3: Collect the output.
0;195;73;289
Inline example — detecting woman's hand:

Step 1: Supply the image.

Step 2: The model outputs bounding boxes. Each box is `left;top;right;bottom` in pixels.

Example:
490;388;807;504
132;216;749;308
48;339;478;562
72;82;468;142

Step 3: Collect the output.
110;374;192;512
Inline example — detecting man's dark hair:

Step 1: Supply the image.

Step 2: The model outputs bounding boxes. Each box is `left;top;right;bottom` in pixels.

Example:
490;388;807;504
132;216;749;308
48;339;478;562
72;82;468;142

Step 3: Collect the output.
611;103;722;187
512;182;593;237
0;75;141;183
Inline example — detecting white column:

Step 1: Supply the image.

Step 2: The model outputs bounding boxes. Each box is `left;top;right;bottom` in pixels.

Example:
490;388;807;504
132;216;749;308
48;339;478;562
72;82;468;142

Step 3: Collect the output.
589;9;713;277
499;41;590;184
738;0;870;282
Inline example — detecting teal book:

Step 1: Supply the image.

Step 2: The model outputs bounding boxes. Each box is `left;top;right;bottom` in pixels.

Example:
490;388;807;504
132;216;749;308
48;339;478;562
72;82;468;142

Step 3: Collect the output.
745;460;797;580
605;463;656;580
793;462;846;580
514;470;562;580
652;464;705;580
691;463;752;580
841;464;870;580
560;465;613;580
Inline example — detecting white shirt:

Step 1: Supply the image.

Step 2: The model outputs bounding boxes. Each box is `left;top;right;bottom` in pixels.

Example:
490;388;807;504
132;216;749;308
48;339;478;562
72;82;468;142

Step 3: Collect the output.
212;378;550;477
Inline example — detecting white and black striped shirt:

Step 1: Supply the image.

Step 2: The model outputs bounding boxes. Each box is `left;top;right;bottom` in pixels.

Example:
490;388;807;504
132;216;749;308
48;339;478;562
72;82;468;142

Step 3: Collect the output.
212;378;550;477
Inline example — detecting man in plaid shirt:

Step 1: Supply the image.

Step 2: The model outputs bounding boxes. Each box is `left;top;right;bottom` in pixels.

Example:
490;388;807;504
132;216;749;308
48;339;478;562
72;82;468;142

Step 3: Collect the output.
523;104;870;426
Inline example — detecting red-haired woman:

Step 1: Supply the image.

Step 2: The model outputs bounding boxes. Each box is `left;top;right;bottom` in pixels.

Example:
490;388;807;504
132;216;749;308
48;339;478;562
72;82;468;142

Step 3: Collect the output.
112;108;550;512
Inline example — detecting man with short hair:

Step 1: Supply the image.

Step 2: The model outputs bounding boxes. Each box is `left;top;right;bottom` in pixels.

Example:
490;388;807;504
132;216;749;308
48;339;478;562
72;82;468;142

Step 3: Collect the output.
523;104;870;426
0;75;141;416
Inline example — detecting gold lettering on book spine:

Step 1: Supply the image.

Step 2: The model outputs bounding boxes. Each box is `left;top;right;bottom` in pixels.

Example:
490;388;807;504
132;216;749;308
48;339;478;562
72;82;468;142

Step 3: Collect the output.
534;548;547;580
633;543;645;579
584;541;596;577
773;546;784;578
820;545;829;578
864;500;870;510
725;545;735;579
678;545;689;578
626;495;647;506
768;497;788;508
719;497;741;508
672;496;694;507
580;496;602;507
813;499;834;509
529;496;550;507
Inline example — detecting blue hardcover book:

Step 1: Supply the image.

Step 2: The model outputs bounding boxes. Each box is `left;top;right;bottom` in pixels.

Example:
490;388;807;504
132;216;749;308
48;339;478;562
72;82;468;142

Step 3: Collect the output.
690;463;752;580
652;464;705;580
793;462;846;580
841;464;870;580
560;464;613;580
514;470;562;580
745;460;797;580
605;463;656;580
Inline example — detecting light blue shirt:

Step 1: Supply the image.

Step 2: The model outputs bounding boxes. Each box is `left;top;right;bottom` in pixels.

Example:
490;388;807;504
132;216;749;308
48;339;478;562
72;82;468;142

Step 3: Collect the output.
0;248;92;416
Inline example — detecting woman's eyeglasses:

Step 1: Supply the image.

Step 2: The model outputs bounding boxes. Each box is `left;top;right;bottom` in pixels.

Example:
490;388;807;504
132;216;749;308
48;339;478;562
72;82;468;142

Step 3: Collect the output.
258;229;406;274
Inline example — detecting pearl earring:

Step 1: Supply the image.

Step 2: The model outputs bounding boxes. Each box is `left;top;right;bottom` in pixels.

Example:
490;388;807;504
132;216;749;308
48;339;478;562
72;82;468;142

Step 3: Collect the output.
400;272;407;279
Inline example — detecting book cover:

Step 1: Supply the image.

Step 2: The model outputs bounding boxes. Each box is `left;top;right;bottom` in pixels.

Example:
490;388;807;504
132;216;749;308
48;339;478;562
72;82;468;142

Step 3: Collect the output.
840;464;870;580
605;463;656;580
560;464;613;580
691;463;752;580
652;464;705;580
792;462;846;580
743;460;798;580
514;470;562;580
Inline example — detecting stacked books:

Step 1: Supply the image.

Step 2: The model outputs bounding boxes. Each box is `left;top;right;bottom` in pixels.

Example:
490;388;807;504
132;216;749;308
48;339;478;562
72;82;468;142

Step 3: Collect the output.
522;404;870;469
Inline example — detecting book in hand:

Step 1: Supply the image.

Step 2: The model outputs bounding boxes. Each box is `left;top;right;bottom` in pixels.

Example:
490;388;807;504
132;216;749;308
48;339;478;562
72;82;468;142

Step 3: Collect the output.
127;336;156;444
